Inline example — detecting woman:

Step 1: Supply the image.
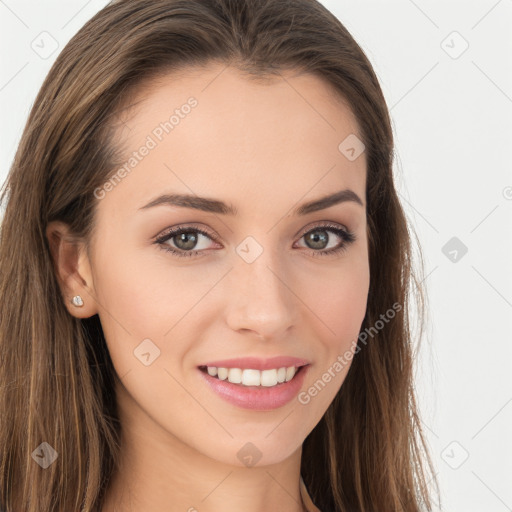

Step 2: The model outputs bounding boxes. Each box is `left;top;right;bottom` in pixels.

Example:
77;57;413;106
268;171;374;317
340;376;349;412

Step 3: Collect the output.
0;0;438;510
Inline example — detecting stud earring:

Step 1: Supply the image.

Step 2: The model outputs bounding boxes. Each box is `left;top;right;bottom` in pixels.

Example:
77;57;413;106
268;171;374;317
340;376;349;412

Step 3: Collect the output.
71;295;84;307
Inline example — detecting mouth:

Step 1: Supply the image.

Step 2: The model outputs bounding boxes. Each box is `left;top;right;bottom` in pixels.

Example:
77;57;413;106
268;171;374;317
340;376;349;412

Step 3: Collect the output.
197;363;311;410
197;364;307;388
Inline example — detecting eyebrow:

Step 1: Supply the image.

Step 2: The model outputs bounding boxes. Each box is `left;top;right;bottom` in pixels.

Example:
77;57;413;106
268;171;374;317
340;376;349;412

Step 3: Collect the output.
139;188;364;216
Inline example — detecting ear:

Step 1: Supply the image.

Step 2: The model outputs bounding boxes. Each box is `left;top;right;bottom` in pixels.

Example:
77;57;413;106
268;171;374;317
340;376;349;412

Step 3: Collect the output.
46;221;99;319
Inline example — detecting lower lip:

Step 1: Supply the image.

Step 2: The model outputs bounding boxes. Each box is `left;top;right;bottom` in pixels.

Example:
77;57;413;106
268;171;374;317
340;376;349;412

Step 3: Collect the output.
198;365;310;411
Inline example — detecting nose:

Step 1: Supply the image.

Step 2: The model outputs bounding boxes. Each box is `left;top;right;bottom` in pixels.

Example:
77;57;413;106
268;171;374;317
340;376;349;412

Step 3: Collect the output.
224;245;298;341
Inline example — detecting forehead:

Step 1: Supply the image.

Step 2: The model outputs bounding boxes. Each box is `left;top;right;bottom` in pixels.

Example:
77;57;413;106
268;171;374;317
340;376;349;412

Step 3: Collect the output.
102;63;366;217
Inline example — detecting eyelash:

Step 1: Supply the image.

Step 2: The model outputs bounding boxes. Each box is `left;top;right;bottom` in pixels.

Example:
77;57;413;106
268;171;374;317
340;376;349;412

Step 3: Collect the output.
154;222;356;259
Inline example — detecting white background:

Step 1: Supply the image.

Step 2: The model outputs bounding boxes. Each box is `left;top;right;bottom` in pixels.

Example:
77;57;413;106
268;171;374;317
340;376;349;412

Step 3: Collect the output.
1;1;511;510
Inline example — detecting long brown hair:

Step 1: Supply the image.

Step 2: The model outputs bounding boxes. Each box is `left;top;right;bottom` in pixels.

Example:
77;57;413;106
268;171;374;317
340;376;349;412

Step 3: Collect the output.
0;0;439;510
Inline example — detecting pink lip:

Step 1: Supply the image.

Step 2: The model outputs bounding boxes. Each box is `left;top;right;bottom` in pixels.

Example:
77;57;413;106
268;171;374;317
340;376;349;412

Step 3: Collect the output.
198;364;310;410
198;356;309;371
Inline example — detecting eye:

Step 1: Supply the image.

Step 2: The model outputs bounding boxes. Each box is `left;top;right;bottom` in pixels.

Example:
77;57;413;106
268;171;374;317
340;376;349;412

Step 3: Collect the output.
154;222;356;258
294;222;356;258
154;224;219;258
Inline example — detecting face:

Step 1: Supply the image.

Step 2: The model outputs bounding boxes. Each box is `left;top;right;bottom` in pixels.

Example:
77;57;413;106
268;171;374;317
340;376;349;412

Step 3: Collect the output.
75;64;369;467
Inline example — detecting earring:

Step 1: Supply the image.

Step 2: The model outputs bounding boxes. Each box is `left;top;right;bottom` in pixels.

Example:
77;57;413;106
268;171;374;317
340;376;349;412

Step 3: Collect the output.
71;295;84;307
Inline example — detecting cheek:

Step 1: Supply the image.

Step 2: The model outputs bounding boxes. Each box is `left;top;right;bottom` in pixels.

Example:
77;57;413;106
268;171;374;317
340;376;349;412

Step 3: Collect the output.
90;241;216;372
93;236;192;327
295;259;369;414
308;256;370;348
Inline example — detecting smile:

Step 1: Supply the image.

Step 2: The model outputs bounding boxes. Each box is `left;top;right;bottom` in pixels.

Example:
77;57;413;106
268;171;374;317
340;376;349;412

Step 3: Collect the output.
197;364;310;410
199;365;299;387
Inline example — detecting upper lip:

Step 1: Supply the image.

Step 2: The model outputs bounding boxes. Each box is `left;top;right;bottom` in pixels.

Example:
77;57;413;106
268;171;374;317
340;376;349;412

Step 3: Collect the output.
198;356;310;371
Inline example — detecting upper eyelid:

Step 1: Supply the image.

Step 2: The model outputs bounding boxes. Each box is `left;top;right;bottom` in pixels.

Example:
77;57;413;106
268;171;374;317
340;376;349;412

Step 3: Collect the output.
296;221;349;237
155;223;216;242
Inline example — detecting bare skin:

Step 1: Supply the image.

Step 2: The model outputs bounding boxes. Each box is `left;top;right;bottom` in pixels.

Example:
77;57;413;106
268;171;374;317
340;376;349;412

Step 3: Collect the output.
47;63;369;512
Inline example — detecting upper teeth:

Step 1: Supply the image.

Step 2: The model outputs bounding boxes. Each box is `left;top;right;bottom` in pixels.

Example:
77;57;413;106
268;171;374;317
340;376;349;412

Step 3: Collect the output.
206;366;298;387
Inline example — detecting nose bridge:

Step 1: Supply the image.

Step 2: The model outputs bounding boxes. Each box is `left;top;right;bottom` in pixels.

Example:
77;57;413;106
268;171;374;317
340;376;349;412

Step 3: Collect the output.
225;234;296;338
